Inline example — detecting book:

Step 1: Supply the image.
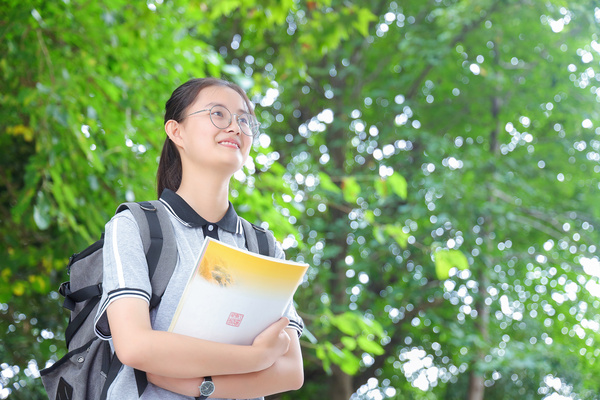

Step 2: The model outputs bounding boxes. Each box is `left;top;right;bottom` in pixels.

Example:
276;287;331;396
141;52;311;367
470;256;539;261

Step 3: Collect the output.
168;237;309;345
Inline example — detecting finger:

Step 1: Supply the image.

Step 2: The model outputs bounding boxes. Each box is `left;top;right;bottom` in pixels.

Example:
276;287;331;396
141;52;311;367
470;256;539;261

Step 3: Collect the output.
273;317;289;331
269;317;288;329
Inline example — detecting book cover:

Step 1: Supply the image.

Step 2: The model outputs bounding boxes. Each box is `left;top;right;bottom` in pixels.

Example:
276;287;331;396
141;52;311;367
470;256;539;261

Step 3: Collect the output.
168;237;309;345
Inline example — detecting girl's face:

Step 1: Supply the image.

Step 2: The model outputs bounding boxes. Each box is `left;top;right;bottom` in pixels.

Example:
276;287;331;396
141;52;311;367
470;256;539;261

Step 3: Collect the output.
168;85;254;176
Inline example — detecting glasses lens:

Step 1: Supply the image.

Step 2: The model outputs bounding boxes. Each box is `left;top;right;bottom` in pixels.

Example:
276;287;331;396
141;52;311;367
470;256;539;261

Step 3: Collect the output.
209;105;232;129
238;113;259;137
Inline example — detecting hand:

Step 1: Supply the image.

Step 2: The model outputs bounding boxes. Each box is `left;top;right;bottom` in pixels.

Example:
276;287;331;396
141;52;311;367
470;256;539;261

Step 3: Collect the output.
252;317;291;368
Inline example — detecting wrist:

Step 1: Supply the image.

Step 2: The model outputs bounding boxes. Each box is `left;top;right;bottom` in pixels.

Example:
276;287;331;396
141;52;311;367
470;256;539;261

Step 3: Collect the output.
250;343;276;371
197;376;214;399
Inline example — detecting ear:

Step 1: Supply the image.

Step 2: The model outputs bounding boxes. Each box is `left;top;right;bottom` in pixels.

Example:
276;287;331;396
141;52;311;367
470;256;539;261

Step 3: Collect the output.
165;119;184;148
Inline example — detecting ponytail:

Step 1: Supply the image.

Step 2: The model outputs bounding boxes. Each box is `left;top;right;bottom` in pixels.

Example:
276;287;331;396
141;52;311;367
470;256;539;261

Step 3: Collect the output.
156;138;181;197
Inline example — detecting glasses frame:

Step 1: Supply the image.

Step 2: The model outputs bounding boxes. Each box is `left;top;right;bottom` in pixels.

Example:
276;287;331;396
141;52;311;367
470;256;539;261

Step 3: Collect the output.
186;105;260;138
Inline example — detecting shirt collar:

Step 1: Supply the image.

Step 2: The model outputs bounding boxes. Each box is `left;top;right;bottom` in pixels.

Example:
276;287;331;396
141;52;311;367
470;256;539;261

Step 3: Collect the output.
159;188;242;234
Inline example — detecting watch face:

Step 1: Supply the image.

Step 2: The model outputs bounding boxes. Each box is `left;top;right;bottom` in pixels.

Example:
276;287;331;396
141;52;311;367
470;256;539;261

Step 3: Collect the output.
200;380;215;396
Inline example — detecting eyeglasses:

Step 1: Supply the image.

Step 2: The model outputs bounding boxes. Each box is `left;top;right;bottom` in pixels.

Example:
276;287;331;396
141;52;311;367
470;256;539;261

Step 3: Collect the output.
186;105;260;138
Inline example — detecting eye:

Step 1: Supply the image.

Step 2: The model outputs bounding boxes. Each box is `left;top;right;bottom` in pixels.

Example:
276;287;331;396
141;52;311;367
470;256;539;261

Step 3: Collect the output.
238;115;250;126
211;106;230;119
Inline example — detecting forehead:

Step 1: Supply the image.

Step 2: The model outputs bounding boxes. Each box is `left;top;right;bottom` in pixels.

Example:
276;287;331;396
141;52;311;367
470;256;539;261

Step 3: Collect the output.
192;85;249;113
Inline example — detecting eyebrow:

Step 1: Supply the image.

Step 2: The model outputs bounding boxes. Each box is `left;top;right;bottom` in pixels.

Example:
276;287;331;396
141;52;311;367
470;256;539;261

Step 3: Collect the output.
204;102;248;114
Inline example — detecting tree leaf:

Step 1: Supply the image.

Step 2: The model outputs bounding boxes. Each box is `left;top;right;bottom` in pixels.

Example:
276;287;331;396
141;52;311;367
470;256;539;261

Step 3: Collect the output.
342;176;360;203
434;249;469;280
357;336;385;355
387;172;407;200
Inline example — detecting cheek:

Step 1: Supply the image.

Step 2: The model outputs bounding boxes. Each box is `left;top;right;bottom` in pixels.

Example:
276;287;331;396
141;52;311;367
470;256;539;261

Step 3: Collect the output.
242;137;253;154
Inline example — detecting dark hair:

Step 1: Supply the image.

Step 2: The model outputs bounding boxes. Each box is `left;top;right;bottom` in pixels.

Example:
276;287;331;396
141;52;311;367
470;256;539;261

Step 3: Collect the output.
156;78;255;197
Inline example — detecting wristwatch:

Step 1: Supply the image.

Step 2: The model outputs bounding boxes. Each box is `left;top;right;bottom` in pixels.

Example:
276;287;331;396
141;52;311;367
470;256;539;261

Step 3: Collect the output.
196;376;215;400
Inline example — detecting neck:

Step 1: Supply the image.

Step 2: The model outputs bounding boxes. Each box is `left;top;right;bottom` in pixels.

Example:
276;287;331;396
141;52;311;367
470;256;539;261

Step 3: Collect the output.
176;170;231;223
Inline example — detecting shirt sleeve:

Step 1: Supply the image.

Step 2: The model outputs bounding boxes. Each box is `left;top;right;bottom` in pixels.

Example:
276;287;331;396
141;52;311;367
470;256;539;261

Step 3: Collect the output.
94;210;152;340
273;240;305;338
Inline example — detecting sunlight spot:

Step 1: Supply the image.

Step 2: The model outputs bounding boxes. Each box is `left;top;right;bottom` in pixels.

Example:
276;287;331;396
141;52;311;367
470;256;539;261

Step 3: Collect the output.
500;295;511;316
581;51;593;64
379;165;393;177
382;144;395;157
233;169;246;182
513;311;523;321
282;236;295;250
581;257;600;278
549;18;564;33
258;133;271;148
260;88;279;107
359;272;369;284
395;114;408;126
318;109;334;124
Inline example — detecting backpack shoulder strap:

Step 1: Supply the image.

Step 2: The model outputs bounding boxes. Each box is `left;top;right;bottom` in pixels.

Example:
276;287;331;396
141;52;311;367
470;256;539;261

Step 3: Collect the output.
112;200;178;398
116;200;178;308
240;217;276;257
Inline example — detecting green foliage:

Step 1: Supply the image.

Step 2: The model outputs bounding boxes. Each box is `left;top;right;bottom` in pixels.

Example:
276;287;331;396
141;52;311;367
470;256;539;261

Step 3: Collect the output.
2;0;600;399
433;249;469;280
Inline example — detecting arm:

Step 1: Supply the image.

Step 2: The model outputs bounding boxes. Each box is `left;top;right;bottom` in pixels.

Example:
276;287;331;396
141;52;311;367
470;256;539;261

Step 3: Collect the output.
106;297;290;378
147;327;304;398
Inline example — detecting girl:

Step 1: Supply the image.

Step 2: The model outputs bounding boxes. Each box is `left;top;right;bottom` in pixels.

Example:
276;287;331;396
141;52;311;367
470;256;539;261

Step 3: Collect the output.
94;78;304;399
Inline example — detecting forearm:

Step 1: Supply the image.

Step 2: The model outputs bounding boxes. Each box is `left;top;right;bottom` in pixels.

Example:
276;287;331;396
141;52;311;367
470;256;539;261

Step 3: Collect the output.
108;298;274;378
147;329;303;398
212;346;304;399
127;330;269;378
147;351;303;398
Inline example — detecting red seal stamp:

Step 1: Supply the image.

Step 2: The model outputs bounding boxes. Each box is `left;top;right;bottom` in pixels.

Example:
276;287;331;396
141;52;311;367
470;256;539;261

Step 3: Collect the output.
226;312;244;327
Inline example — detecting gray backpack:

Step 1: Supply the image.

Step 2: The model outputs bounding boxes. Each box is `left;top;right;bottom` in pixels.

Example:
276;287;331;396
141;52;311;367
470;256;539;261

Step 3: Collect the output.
40;200;275;400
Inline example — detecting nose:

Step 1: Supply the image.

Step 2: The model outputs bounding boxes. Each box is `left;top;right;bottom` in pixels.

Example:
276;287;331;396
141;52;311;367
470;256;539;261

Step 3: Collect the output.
229;114;243;135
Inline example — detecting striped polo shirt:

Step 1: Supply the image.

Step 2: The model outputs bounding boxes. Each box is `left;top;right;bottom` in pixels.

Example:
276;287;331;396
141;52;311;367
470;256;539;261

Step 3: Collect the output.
94;189;303;400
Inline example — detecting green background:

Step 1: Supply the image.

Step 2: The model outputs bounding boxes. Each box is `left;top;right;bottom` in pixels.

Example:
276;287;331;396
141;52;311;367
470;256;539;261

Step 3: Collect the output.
1;1;600;399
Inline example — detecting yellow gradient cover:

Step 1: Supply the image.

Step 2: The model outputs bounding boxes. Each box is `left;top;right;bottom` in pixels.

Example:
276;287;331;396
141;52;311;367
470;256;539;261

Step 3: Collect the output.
168;237;309;345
